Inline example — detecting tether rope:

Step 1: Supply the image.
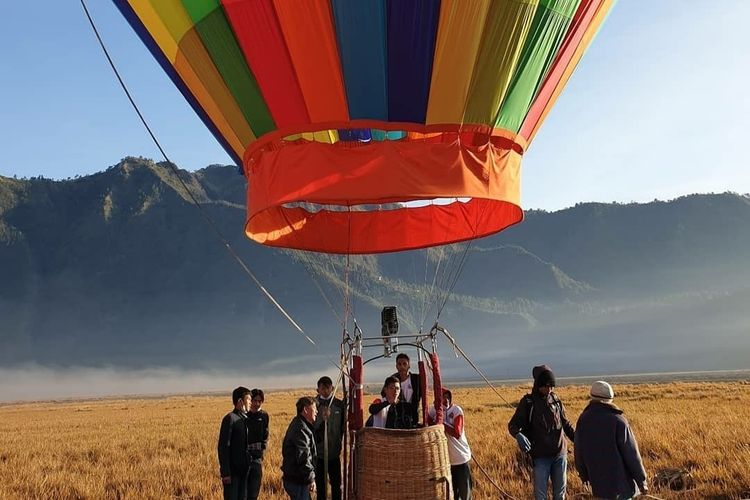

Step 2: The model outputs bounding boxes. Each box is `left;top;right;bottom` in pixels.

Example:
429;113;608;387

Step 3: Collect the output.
439;328;515;410
471;455;519;500
80;0;352;379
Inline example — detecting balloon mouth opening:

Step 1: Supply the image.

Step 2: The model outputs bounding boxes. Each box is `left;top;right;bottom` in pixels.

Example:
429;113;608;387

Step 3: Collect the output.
243;123;525;254
280;197;472;214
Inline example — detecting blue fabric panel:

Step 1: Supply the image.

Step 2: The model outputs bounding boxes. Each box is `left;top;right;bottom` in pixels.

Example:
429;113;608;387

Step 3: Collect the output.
354;129;373;141
386;0;441;124
337;129;373;142
338;129;357;141
331;0;388;121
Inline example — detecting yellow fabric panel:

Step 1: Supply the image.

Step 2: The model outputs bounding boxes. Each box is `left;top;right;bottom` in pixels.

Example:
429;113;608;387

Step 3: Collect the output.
126;0;255;156
525;0;614;143
426;0;491;125
145;0;193;43
128;0;179;60
312;130;339;144
463;0;539;126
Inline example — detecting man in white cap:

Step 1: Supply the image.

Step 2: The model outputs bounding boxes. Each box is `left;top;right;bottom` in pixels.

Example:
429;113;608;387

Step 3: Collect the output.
574;381;648;500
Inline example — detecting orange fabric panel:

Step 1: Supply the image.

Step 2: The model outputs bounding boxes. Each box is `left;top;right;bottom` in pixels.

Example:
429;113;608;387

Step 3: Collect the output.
174;30;256;155
272;0;349;123
245;132;523;253
247;199;523;255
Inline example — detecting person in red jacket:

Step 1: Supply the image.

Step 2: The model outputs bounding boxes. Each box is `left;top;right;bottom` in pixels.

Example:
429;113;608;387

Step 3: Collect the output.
428;389;473;500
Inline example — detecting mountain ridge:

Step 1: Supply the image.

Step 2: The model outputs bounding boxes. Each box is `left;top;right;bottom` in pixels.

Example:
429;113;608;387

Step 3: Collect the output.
1;158;748;377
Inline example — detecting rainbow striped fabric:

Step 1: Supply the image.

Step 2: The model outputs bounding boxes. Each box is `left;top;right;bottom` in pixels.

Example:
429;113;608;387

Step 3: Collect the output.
115;0;614;165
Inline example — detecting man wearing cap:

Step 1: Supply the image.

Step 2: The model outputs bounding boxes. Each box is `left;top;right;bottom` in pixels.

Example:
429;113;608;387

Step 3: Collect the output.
218;386;252;500
428;389;473;500
508;365;575;500
574;381;648;499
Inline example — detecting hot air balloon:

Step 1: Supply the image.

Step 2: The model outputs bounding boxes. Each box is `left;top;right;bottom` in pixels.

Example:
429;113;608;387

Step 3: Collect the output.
114;0;613;256
112;0;615;497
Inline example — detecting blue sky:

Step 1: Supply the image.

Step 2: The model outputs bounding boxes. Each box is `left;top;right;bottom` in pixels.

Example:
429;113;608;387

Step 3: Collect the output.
0;1;748;211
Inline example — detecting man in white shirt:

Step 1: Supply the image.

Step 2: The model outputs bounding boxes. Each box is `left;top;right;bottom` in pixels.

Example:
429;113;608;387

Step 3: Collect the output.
393;353;422;425
428;388;473;500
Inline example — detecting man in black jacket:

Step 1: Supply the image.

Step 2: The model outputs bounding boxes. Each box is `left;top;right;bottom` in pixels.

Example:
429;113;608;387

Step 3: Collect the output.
313;377;345;500
574;381;648;499
508;365;575;500
393;353;422;425
218;386;252;500
282;396;318;500
246;388;269;500
367;375;415;429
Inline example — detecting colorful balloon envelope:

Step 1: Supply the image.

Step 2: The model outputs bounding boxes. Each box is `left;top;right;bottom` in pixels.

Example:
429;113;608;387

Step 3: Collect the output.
115;0;615;254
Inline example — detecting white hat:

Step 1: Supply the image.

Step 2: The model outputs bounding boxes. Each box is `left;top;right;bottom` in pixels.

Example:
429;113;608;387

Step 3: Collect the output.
590;380;614;403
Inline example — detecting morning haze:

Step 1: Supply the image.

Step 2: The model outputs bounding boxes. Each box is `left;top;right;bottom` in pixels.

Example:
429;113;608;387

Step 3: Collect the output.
1;158;748;401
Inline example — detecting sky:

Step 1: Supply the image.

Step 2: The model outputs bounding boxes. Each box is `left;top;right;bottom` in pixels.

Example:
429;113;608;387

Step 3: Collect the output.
0;2;748;211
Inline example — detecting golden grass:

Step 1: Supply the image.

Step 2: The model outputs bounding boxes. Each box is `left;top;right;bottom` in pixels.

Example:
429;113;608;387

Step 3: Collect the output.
0;382;749;499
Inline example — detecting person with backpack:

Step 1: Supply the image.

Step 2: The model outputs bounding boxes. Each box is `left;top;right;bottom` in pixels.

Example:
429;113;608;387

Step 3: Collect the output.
508;365;575;500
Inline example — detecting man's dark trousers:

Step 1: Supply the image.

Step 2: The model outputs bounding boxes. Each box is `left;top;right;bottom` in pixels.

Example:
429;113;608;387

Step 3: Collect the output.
247;458;263;500
451;462;473;500
223;469;249;500
314;457;341;500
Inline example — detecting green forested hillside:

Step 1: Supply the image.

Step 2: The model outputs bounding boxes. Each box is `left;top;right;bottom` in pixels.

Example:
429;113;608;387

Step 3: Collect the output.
1;158;748;376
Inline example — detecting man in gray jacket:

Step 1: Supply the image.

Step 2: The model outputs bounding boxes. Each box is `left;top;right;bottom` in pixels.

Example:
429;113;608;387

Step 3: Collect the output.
574;381;648;500
282;396;318;500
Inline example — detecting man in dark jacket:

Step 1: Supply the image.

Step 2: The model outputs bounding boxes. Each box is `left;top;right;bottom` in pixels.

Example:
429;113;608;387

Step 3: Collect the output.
393;353;422;425
246;388;269;500
508;365;575;500
574;381;648;499
313;376;345;500
282;396;318;500
218;386;252;500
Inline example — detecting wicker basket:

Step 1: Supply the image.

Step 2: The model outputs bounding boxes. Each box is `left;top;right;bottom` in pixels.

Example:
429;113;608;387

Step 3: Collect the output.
354;425;452;500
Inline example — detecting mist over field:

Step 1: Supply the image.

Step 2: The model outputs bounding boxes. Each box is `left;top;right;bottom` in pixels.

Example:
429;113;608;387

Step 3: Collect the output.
2;160;749;401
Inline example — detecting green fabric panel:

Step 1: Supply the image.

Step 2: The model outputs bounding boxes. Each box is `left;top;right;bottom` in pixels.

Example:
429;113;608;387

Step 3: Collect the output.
181;0;217;23
181;0;275;136
495;0;580;132
463;0;539;126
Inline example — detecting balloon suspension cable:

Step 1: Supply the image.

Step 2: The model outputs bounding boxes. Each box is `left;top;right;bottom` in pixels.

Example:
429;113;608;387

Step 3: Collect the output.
344;249;351;332
435;240;474;321
434;324;515;410
419;245;445;332
296;251;344;328
432;193;494;323
80;0;352;378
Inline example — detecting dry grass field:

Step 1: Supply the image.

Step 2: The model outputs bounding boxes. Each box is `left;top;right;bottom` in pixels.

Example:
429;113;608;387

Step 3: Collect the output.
0;381;748;499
